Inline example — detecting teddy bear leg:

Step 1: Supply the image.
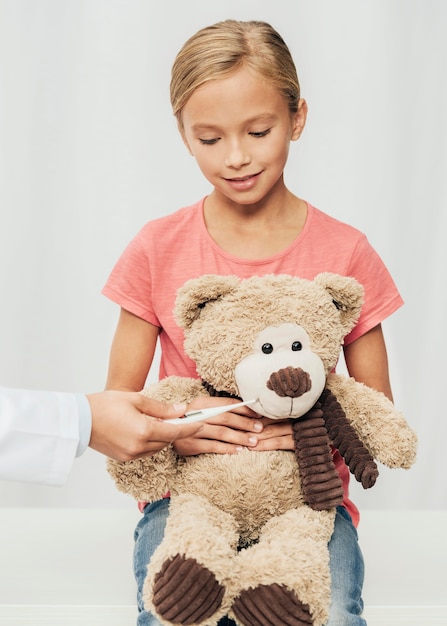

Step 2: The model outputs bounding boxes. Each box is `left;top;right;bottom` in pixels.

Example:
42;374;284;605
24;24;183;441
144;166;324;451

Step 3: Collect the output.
143;493;239;625
231;508;335;626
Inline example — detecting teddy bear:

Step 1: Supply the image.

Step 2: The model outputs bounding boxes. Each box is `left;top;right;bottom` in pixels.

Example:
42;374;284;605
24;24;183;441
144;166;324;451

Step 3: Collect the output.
108;272;417;626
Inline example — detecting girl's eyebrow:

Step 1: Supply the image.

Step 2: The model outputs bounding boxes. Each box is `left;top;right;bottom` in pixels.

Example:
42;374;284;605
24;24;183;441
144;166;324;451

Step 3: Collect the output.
191;114;277;134
191;123;220;133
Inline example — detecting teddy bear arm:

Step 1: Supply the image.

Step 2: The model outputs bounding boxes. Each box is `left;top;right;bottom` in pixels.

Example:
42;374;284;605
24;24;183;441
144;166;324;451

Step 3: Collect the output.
107;449;176;502
319;388;379;489
326;374;417;469
107;377;209;502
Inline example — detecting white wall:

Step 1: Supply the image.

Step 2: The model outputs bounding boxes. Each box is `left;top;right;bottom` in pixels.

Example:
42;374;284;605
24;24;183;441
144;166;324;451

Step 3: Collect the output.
0;0;445;510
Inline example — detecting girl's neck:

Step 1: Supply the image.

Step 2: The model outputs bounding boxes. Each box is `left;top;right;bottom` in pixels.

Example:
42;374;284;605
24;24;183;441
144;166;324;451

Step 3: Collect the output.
203;190;307;260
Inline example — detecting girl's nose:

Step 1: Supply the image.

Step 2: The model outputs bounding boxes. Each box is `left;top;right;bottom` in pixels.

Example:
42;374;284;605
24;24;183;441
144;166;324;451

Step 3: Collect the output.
224;139;251;169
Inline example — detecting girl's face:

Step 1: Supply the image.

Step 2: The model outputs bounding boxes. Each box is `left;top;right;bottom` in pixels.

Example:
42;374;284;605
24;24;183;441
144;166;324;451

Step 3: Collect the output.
179;65;307;207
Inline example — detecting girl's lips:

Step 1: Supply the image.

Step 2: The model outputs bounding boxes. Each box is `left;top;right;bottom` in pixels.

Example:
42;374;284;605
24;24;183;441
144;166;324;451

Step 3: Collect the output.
224;172;261;191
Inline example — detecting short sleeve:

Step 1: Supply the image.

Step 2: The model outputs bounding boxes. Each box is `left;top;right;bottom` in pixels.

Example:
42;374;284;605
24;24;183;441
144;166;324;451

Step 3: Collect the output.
344;234;403;344
102;225;160;327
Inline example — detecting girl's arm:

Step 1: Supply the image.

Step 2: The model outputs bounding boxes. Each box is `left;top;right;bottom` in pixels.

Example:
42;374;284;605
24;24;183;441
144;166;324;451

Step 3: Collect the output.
343;323;393;401
106;308;159;391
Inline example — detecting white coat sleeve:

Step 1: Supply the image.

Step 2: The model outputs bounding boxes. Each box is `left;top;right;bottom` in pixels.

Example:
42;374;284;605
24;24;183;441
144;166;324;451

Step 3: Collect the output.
0;387;91;486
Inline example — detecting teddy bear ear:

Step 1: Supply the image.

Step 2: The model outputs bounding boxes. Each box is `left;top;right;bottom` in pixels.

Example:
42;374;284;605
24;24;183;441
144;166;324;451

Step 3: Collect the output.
314;272;365;334
174;274;240;330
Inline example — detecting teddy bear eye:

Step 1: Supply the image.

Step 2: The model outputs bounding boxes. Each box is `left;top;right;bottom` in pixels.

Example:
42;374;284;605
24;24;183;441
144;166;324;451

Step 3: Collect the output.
291;341;302;351
261;343;274;354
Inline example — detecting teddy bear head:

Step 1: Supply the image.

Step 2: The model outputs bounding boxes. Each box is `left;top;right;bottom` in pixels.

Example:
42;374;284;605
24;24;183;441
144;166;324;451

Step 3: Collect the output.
175;273;364;420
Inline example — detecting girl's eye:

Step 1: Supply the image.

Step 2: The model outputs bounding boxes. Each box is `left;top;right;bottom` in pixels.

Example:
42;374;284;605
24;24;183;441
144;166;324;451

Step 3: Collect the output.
249;128;271;138
199;137;220;145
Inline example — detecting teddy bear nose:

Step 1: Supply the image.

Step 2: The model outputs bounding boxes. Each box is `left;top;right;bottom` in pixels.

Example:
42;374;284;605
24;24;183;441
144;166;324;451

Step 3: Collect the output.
266;367;312;398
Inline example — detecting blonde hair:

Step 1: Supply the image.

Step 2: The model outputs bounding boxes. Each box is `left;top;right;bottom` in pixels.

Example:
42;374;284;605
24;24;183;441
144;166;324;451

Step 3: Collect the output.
170;20;300;123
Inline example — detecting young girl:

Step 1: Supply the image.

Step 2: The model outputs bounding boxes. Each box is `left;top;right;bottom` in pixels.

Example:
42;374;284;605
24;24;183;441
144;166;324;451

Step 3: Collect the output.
103;19;402;626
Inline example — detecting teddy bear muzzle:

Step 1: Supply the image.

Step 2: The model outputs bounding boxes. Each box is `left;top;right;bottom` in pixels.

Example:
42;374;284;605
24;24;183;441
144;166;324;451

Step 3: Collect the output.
267;366;312;398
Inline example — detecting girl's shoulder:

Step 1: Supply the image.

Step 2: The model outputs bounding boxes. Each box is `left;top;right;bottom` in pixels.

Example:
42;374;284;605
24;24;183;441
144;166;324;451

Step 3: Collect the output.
304;204;372;257
307;204;364;239
125;199;207;261
142;200;203;232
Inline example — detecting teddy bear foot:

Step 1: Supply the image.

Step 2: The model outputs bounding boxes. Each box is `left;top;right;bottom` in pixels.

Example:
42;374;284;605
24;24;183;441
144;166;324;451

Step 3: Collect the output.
152;554;225;625
232;583;313;626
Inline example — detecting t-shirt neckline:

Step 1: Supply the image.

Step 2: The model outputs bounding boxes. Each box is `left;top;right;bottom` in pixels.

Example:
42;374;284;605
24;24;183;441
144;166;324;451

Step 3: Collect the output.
198;197;312;266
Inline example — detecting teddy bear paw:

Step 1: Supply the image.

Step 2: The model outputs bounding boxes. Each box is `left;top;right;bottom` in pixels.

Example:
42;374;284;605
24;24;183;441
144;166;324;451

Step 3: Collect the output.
232;583;313;626
152;554;225;625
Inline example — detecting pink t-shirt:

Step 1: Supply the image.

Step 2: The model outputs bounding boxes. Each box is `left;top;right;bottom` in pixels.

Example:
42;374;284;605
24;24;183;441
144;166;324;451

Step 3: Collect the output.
103;198;403;526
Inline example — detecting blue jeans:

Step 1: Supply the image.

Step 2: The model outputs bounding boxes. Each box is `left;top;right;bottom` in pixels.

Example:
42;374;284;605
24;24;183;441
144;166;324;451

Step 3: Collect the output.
134;500;366;626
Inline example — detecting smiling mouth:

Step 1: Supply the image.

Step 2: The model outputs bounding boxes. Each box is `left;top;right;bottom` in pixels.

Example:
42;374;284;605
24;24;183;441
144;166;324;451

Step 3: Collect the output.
225;172;261;182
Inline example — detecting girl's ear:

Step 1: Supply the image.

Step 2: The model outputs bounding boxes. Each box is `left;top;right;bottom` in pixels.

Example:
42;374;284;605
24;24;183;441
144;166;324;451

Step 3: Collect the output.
291;98;308;141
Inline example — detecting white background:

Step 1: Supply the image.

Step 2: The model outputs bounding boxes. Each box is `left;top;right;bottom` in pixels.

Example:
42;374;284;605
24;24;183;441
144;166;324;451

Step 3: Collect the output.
0;0;445;512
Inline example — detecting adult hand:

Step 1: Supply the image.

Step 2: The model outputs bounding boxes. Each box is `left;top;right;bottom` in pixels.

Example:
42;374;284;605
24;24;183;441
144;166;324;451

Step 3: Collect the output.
86;391;203;461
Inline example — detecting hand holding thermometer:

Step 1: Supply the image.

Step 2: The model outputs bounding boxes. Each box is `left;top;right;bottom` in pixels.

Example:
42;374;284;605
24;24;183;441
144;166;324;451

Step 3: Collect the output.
165;399;257;424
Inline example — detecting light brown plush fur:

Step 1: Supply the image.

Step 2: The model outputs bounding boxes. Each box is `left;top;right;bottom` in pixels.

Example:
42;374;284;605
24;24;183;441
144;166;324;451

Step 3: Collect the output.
108;273;417;626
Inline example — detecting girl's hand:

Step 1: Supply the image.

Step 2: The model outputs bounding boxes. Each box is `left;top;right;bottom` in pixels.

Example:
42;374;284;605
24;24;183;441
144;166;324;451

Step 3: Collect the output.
173;396;264;456
249;417;295;451
250;405;326;452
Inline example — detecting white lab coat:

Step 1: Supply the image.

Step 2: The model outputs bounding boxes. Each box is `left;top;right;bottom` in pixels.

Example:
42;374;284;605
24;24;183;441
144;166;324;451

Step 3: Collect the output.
0;387;83;485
